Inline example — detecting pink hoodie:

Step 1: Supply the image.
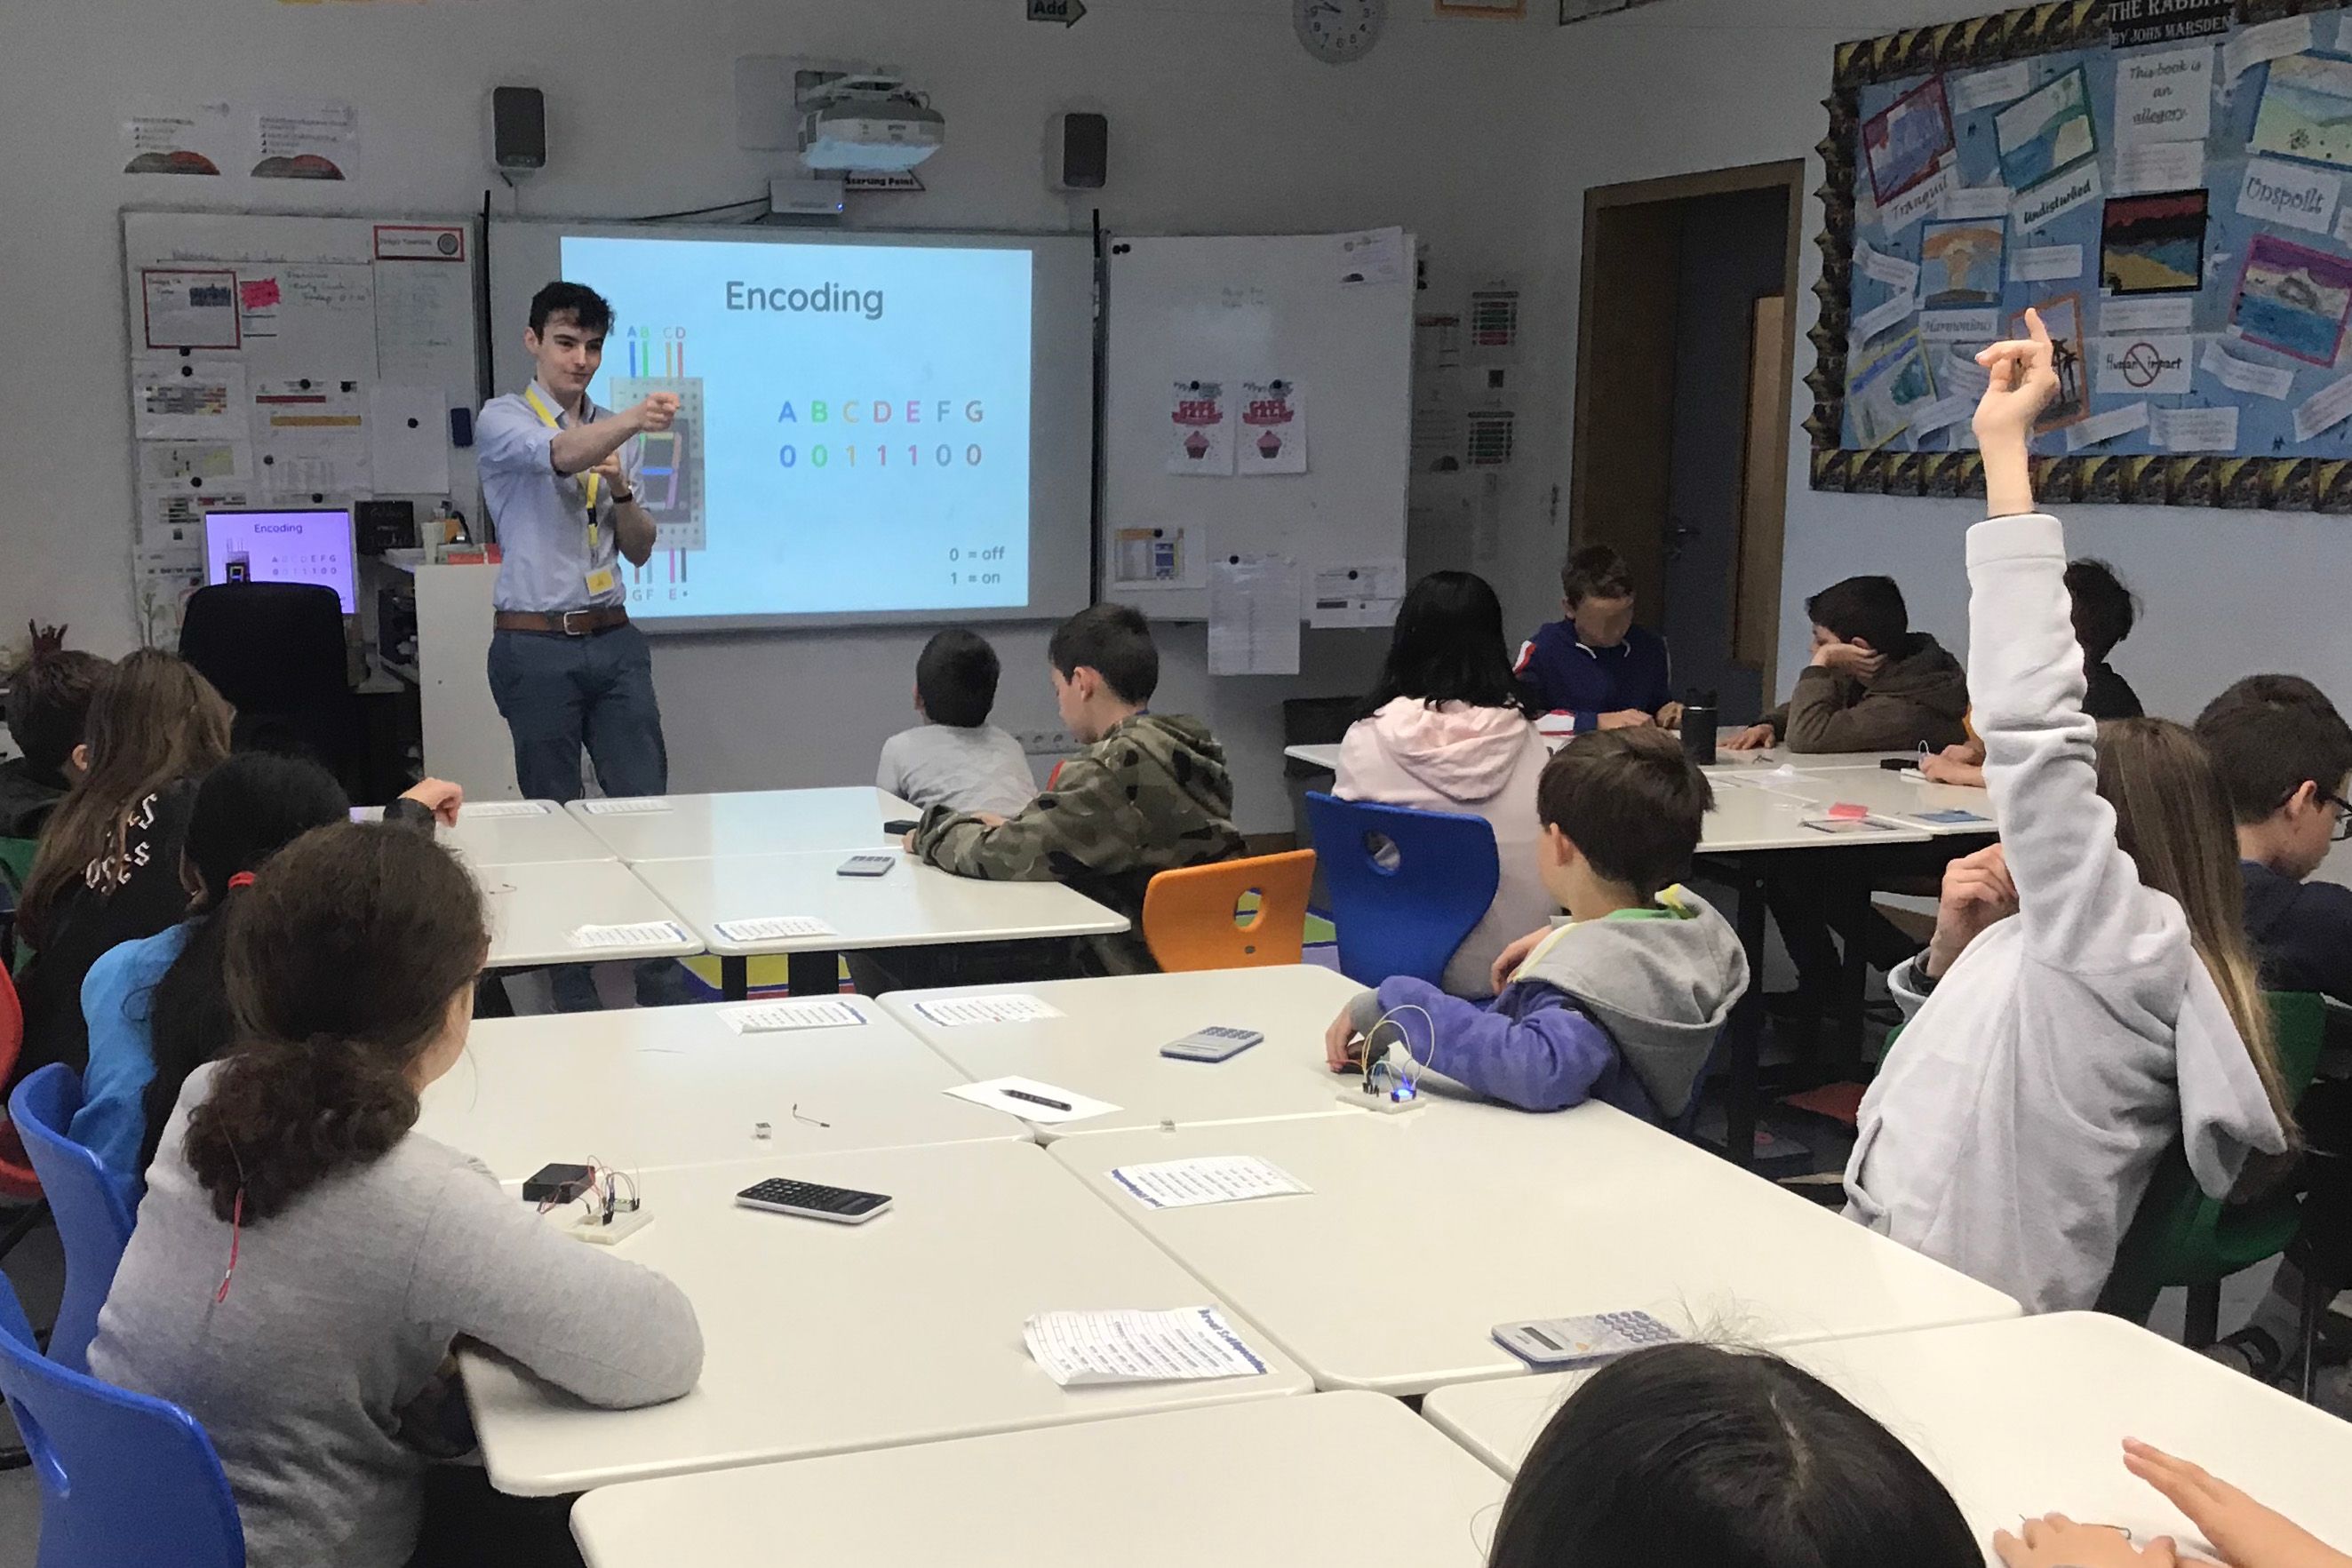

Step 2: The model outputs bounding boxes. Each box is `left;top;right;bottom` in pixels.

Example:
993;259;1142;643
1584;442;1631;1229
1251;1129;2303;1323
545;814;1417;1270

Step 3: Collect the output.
1334;698;1559;999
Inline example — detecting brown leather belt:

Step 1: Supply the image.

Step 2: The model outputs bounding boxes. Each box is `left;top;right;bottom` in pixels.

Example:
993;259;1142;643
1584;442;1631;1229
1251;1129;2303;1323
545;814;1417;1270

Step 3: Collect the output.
493;607;631;636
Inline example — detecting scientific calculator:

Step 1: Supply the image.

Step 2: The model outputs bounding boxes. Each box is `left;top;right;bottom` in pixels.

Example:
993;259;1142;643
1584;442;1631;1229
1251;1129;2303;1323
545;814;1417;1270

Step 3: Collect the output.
734;1177;893;1224
1492;1310;1682;1370
1160;1025;1264;1063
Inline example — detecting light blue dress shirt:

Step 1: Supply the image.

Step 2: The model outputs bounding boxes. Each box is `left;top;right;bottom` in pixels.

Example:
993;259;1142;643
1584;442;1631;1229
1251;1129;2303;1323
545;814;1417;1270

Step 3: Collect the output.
476;382;642;613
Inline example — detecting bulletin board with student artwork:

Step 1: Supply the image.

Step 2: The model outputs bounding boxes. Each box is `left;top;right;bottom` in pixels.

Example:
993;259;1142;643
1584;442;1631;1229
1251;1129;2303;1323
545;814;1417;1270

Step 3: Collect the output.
1809;0;2352;508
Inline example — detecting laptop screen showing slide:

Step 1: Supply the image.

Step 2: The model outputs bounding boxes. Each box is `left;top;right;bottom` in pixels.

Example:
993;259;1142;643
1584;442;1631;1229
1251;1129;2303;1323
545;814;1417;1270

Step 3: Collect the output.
202;507;358;614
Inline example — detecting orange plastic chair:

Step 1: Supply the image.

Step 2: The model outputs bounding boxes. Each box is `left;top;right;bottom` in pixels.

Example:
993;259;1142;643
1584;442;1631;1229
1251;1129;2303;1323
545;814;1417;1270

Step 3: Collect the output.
1143;850;1316;973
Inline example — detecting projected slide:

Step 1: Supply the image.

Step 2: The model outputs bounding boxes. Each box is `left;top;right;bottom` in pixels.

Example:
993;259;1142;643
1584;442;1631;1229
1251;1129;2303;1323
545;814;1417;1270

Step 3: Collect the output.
564;234;1033;619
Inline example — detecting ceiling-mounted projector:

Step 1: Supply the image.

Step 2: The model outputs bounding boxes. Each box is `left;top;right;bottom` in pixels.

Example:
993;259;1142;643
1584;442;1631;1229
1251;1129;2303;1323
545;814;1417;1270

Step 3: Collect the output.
796;71;944;172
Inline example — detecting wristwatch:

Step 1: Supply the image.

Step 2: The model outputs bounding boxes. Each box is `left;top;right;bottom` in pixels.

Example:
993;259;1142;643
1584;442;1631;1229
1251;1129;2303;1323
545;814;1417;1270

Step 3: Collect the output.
610;485;635;504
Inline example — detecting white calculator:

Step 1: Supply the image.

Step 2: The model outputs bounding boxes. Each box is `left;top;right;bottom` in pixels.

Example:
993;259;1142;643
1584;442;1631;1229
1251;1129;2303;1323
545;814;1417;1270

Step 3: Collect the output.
1160;1026;1264;1063
1492;1310;1682;1370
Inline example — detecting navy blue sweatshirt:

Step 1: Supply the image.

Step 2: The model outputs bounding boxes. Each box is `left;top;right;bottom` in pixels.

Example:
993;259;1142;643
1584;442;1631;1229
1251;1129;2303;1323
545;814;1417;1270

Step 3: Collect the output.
1513;621;1672;733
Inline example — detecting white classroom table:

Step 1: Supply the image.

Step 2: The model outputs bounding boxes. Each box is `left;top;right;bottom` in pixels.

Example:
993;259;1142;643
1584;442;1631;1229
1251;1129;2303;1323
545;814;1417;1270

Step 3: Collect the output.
473;859;701;969
880;966;1375;1138
417;999;1022;1180
1283;742;1341;771
564;786;921;862
630;849;1129;999
460;1142;1312;1494
1050;1105;2018;1397
355;801;617;866
1713;759;1997;836
570;1391;1503;1568
1422;1313;2352;1564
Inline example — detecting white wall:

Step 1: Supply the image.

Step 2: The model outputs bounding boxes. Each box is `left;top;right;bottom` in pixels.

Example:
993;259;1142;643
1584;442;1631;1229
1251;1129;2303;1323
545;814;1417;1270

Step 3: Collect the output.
0;0;1555;829
1514;0;2352;729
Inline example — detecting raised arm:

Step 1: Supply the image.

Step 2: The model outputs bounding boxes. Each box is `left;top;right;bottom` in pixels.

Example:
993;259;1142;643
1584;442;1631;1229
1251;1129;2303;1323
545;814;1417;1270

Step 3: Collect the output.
1967;312;2149;966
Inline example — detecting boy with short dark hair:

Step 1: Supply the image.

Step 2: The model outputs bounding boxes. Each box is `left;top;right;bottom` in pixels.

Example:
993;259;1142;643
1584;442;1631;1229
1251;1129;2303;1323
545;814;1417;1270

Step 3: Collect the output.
877;629;1036;817
912;604;1244;975
2195;674;2352;1390
1324;727;1749;1119
1724;575;1969;753
1513;545;1678;732
0;649;108;839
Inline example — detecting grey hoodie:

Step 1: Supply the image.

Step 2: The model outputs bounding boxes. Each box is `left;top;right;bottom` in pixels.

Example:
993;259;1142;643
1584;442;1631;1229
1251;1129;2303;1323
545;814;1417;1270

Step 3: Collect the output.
1351;887;1749;1120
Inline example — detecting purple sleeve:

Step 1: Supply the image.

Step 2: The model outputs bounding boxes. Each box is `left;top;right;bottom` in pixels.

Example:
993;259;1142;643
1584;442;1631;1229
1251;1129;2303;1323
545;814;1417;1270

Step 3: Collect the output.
1372;976;1617;1112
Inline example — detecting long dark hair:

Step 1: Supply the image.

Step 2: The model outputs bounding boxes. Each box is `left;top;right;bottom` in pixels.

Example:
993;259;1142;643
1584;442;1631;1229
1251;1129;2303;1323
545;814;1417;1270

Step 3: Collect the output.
139;755;355;1179
1488;1343;1978;1568
1359;571;1536;720
17;650;230;946
182;824;487;1222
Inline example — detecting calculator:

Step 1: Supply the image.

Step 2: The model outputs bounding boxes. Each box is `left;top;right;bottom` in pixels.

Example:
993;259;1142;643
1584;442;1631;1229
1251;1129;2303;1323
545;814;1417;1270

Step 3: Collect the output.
734;1177;893;1224
837;854;896;878
1492;1310;1682;1370
1160;1025;1264;1063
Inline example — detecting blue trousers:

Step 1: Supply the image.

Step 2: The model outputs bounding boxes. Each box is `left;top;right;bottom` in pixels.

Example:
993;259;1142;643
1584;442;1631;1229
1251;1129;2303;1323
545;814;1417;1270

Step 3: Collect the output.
487;625;689;1008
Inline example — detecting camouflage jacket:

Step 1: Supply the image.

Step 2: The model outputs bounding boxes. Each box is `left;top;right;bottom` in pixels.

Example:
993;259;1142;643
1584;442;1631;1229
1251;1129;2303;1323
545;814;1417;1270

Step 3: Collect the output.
913;712;1245;974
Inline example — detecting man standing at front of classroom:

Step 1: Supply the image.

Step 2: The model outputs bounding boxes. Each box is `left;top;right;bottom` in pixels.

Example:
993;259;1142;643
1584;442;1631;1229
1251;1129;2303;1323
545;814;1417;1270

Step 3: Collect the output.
477;280;690;1010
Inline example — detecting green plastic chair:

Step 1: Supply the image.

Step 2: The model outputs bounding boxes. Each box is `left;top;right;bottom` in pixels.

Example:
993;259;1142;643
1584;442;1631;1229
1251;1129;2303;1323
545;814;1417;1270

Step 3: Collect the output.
2096;991;2330;1348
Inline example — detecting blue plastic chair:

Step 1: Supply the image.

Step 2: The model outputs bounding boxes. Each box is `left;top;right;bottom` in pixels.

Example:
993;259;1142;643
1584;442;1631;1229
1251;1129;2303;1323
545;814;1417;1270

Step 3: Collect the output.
1303;792;1502;988
0;1272;243;1568
9;1066;136;1374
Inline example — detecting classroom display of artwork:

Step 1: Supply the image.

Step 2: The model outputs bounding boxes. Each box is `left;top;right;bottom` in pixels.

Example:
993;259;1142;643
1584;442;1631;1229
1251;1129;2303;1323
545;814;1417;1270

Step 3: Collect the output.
1810;0;2352;508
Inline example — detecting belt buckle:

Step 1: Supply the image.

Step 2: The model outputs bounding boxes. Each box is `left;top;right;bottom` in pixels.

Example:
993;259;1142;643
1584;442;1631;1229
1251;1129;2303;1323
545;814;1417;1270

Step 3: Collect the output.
560;608;592;636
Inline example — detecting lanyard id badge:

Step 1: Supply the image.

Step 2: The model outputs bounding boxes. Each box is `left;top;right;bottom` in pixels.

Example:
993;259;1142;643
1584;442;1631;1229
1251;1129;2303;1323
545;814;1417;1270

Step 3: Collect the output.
522;386;617;597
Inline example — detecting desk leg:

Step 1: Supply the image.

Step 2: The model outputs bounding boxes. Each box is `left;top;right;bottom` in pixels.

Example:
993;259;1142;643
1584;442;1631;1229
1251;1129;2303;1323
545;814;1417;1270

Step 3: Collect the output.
1724;864;1768;1170
1833;873;1871;1086
787;951;837;997
722;956;748;1002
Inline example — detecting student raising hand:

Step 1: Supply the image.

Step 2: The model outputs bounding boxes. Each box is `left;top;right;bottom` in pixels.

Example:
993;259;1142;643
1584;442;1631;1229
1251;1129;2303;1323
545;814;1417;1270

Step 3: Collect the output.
1973;308;2062;520
2123;1439;2352;1568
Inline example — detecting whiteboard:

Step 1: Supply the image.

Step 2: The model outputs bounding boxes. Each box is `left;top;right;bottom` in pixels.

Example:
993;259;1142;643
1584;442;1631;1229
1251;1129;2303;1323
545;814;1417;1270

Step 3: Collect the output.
1101;233;1413;622
120;210;480;644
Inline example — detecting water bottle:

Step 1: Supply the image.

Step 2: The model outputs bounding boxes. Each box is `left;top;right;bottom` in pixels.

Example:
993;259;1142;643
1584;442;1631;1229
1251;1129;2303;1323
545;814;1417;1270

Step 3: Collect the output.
1681;688;1718;766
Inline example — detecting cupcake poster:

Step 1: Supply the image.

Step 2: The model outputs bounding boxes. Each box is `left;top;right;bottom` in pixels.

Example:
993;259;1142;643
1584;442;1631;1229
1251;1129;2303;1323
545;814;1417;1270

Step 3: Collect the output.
1236;378;1308;476
1167;379;1234;475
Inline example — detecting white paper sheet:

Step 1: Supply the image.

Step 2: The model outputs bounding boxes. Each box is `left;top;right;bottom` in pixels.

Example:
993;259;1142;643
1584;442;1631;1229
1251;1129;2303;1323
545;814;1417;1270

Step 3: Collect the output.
1880;166;1949;235
946;1076;1119;1125
2294;372;2352;442
122;99;233;176
1851;291;1916;345
2203;340;2296;400
912;994;1066;1027
252;98;359;179
2010;244;2084;282
2014;165;2101;234
369;386;450;494
2113;139;2205;196
1108;1157;1311;1210
140;269;241;350
1333;226;1407;287
580;797;672;815
2062;400;2151;451
1937;182;2013;220
2238;158;2340;236
1857;243;1920;294
140;439;251;488
2116;44;2213;143
1022;1307;1269;1387
1166;378;1233;474
1916;308;1998;345
1942;348;1992;401
2223;13;2313;82
1111;526;1197;590
1907;394;1976;437
1234;378;1307;475
2100;296;2196;333
2093;335;2192;396
1309;557;1407;628
258;429;371;500
723;999;868;1033
1208;555;1302;676
568;921;688;950
1950;60;2031;114
139;484;246;551
2151;405;2238;450
132;359;246;439
714;915;839;943
374;256;472;386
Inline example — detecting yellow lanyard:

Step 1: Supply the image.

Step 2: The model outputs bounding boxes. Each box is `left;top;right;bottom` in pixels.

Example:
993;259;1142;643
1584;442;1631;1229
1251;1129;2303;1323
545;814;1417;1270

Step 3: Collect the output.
522;385;600;550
